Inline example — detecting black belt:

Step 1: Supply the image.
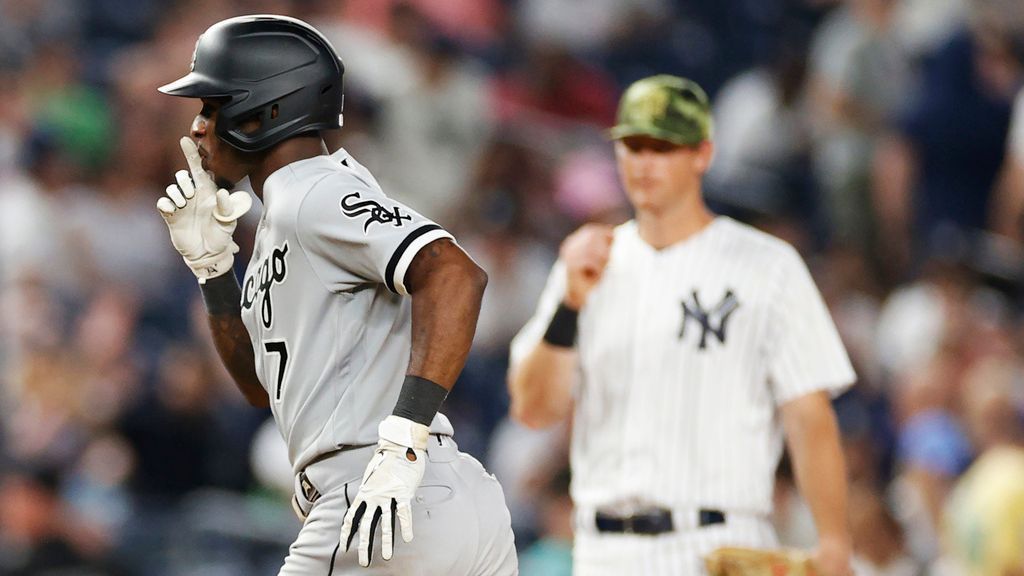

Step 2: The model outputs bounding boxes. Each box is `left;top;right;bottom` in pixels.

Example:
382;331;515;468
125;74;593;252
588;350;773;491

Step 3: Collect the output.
595;508;726;535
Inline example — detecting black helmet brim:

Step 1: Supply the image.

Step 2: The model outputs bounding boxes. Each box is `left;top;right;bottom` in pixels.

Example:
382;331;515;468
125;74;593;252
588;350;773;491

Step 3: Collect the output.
158;72;237;99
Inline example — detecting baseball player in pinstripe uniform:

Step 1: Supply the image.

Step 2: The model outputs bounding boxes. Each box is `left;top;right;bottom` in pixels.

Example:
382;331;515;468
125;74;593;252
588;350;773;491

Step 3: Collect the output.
155;15;517;575
508;75;857;575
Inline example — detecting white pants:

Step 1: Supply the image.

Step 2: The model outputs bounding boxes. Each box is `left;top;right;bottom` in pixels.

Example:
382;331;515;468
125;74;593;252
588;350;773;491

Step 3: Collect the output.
573;507;777;576
281;436;518;575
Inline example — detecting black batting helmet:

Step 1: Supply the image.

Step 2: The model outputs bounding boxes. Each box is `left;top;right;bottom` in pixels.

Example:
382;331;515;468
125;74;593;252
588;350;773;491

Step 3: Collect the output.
159;14;344;152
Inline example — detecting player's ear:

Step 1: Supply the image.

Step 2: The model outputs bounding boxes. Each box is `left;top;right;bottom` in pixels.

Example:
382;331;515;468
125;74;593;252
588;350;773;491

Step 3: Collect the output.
239;114;263;135
694;140;714;173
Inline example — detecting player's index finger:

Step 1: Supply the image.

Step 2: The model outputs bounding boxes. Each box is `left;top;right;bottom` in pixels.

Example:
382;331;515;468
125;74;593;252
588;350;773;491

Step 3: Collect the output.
179;137;205;176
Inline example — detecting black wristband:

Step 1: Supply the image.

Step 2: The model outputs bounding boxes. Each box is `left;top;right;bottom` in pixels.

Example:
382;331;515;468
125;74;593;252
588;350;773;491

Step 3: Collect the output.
200;272;242;316
392;375;449;426
543;303;579;348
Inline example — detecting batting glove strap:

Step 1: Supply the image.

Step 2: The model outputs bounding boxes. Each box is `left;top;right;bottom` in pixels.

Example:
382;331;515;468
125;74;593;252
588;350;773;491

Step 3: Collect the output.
189;246;238;283
377;415;430;450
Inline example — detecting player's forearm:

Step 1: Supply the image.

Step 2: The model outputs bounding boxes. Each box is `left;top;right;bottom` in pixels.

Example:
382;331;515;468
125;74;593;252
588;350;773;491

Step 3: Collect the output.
508;344;575;429
405;240;487;389
201;273;269;407
782;392;851;548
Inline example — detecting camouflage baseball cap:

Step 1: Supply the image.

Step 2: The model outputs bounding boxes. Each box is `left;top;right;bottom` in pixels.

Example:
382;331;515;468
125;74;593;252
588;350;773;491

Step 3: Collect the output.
608;75;713;146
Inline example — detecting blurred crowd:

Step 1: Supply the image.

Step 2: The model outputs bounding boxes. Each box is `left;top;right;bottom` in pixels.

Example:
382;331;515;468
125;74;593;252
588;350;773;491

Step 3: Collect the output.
0;0;1023;574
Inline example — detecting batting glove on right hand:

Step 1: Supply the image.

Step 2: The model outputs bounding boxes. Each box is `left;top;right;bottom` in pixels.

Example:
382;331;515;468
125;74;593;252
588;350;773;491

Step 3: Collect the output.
341;415;429;567
157;137;252;282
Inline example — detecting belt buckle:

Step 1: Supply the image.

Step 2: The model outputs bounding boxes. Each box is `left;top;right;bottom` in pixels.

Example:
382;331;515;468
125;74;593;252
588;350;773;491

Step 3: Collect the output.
299;471;320;503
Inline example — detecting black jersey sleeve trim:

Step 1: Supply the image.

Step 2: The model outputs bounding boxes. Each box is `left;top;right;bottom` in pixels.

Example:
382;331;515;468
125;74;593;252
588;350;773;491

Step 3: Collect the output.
385;223;443;294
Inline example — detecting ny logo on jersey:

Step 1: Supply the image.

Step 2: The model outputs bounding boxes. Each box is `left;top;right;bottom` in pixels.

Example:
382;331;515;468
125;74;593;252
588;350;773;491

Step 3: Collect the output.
679;289;740;350
242;242;289;329
340;192;412;234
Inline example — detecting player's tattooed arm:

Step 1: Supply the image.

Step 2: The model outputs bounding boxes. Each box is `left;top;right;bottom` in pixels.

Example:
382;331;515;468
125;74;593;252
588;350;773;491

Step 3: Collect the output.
208;315;268;407
404;238;488;390
202;274;269;407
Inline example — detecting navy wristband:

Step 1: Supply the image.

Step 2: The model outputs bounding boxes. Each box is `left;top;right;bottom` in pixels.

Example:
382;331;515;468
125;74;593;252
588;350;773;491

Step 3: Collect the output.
200;272;242;316
542;303;579;348
393;375;449;426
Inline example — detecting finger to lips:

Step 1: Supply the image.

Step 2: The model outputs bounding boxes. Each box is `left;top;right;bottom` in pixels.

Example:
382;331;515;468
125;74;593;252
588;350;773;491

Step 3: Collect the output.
179;137;210;187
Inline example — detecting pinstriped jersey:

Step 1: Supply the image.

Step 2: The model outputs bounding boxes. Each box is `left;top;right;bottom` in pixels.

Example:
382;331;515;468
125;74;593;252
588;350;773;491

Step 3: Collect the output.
240;148;454;473
510;217;855;515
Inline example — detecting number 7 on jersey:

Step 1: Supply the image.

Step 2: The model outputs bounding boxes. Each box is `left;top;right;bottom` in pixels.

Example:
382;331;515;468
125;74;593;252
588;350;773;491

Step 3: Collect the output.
264;340;289;401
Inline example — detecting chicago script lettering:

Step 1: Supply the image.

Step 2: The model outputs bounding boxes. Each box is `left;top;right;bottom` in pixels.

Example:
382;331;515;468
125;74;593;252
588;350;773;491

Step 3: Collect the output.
242;242;289;329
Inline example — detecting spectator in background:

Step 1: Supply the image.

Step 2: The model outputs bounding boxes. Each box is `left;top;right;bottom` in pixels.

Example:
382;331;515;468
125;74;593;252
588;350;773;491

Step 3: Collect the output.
0;464;124;575
65;119;178;300
491;41;618;129
988;31;1024;241
807;0;912;260
518;465;574;576
334;0;503;49
0;127;94;297
117;343;223;501
943;356;1024;575
70;292;144;432
848;483;919;576
708;27;816;228
889;349;974;565
0;0;81;72
872;0;1020;281
374;6;494;226
514;0;668;58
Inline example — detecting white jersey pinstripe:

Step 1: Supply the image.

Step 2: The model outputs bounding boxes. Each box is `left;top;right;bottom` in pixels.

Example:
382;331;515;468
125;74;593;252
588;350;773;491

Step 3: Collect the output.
511;217;855;570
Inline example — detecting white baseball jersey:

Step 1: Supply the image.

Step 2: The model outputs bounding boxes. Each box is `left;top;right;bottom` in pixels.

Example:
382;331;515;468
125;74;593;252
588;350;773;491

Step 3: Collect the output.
240;148;454;472
511;217;855;516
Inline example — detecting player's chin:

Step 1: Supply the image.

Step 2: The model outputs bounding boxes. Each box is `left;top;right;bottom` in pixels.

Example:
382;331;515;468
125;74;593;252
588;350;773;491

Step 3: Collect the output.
625;190;656;211
207;166;237;189
214;174;236;190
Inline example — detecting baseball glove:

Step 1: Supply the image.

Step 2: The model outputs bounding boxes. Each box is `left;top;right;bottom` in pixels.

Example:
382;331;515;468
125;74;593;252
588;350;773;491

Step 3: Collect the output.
704;546;817;576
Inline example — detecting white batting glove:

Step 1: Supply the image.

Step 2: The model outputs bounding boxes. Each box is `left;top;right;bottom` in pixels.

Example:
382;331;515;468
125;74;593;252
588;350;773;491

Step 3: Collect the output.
156;137;252;282
341;415;429;567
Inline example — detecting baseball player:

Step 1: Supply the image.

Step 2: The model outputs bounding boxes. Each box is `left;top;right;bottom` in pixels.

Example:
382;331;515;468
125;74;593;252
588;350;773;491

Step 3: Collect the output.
155;15;517;575
508;75;857;575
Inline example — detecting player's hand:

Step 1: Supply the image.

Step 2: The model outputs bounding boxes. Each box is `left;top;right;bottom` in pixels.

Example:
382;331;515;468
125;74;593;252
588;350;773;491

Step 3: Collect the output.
812;536;853;576
560;223;614;310
156;137;252;282
341;415;429;567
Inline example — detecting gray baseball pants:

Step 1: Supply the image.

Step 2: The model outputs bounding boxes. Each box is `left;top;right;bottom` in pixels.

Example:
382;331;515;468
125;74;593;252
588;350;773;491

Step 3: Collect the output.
280;435;518;575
